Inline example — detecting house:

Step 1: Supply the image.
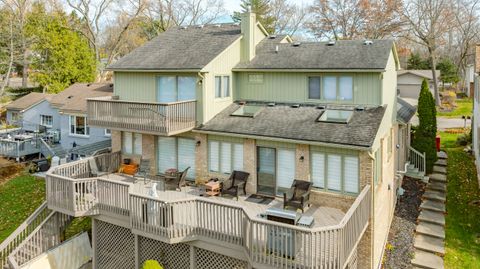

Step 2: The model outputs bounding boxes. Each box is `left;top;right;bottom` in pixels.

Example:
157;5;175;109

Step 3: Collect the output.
1;83;113;160
3;12;422;269
397;70;441;100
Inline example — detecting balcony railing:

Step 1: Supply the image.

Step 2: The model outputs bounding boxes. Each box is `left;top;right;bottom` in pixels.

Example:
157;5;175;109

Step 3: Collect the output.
46;153;371;268
87;97;197;136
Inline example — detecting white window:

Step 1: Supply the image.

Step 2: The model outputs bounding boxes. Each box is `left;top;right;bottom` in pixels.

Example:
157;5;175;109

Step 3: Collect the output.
69;115;89;136
157;76;196;102
311;151;359;194
323;76;337;101
11;112;19;122
104;129;111;136
248;74;263;83
122;132;142;155
276;149;295;194
310;76;354;101
308;77;321;99
215;76;230;98
339;76;353;101
374;147;382;185
157;137;195;179
40;115;53;127
208;140;243;173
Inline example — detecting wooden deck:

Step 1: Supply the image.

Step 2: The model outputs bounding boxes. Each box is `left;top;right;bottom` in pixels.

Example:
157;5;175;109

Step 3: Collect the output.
103;173;345;229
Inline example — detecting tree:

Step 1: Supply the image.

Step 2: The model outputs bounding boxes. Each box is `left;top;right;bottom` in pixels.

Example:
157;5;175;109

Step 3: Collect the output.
403;0;454;106
413;79;438;173
268;0;309;37
436;58;460;85
233;0;276;34
26;3;96;93
407;53;430;70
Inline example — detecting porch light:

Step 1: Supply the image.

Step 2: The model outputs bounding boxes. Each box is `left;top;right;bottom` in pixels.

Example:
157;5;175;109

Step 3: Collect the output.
299;156;304;162
196;140;201;147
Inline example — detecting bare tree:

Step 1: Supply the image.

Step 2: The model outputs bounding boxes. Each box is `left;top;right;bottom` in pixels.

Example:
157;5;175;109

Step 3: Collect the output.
269;0;309;38
0;12;15;96
403;0;454;105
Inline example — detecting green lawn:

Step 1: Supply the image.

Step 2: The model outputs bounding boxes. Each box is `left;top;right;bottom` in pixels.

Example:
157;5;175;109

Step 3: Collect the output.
437;98;473;118
438;132;480;268
0;173;45;243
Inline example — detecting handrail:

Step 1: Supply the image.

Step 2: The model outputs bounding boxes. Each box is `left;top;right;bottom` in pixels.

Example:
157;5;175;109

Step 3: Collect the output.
0;202;50;268
408;146;426;174
39;138;55;157
87;96;197;106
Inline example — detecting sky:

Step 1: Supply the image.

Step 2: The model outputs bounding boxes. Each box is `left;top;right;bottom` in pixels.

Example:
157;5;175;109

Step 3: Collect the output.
222;0;314;14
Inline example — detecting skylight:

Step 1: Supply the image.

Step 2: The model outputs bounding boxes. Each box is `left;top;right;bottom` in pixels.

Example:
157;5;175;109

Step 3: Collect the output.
318;109;353;123
231;105;263;118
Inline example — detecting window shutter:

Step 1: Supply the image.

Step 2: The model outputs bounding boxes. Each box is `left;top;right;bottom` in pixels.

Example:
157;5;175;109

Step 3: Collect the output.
232;143;243;171
277;149;295;191
178;138;196;178
311;152;325;188
178;77;196;101
327;154;342;191
220;142;232;173
122;132;132;154
344;156;359;193
134;133;142;155
209;141;220;172
158;137;177;173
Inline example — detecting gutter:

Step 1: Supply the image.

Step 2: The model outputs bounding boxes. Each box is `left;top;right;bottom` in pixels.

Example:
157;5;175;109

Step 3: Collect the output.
231;68;386;73
193;129;372;151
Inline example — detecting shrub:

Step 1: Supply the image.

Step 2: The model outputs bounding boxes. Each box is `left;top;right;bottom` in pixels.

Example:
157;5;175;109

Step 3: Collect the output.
441;90;457;108
142;260;164;269
412;79;438;173
456;134;469;146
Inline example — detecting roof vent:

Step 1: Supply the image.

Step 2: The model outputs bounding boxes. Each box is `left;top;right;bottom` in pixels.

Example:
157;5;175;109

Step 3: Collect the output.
291;104;300;108
364;40;373;45
267;102;276;107
293;42;301;47
316;105;326;110
275;45;279;53
355;106;365;111
327;40;336;46
196;24;204;29
214;24;221;28
269;35;277;39
67;95;74;99
180;26;188;30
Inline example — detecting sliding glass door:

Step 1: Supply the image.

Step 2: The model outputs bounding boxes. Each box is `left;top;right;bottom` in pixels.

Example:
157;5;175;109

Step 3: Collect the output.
257;147;276;196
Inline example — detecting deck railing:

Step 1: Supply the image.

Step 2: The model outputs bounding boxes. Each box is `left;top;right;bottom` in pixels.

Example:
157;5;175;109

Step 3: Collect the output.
45;155;371;268
0;138;41;159
87;97;197;136
408;146;426;175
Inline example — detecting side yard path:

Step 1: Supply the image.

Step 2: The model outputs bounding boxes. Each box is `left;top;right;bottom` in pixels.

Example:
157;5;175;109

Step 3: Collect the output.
0;173;45;242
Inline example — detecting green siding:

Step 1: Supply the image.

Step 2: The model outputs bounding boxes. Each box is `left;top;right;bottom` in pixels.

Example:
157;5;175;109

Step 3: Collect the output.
310;145;359;156
234;72;382;105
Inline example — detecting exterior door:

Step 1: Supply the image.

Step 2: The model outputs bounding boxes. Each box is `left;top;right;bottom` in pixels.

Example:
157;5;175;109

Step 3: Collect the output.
257;147;276;196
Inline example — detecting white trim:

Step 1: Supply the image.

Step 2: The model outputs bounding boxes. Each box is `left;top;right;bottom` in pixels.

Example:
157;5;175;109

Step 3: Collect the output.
69;115;90;137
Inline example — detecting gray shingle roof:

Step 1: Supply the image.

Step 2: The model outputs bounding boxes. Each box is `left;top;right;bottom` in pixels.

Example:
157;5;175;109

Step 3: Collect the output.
195;103;386;148
50;83;113;113
107;24;242;71
6;92;54;111
397;97;417;124
70;139;111;156
234;39;394;70
397;70;441;80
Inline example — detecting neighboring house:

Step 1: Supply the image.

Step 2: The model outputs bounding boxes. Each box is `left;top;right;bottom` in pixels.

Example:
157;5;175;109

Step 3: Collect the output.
397;69;441;100
2;83;113;160
5;92;56;132
31;12;421;269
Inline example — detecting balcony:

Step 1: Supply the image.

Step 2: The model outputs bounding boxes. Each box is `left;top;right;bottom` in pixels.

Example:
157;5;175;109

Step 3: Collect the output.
46;152;371;268
87;97;197;136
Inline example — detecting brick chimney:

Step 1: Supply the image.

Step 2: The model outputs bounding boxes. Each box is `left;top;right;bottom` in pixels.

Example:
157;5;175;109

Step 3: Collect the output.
240;12;256;62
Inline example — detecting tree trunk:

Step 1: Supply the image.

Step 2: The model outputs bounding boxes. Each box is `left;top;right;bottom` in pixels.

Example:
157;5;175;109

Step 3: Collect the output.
428;47;440;106
0;22;15;96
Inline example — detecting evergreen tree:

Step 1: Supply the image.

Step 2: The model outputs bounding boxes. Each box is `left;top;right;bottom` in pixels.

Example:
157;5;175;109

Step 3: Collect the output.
413;79;438;173
436;58;460;85
407;53;430;70
26;3;96;93
232;0;276;34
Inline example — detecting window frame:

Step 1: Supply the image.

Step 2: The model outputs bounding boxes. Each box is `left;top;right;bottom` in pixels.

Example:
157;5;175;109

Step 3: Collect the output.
156;75;197;102
69;115;89;137
306;75;354;102
208;140;243;174
104;129;111;137
214;75;231;99
122;132;142;155
310;150;360;195
40;114;53;128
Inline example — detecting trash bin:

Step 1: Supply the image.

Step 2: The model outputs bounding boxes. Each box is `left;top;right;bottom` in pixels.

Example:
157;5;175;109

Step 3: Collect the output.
436;136;441;152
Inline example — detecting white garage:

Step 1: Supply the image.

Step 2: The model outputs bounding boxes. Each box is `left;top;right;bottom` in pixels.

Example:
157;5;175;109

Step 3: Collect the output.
397;70;440;100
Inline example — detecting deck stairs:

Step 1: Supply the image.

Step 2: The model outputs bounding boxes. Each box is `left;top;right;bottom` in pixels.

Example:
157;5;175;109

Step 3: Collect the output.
39;138;67;158
0;202;72;269
406;146;429;182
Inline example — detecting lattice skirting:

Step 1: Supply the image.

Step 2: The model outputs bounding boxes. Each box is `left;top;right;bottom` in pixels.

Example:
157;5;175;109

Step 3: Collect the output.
345;248;358;269
195;247;248;269
94;220;135;269
138;236;190;269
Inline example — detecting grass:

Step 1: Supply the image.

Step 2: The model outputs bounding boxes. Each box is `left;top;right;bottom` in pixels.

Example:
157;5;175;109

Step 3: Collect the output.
0;173;45;243
438;131;480;268
437;98;473;118
64;217;91;240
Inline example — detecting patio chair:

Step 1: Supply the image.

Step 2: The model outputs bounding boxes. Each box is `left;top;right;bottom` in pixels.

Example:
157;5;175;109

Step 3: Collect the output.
283;179;313;213
134;159;151;183
89;158;109;178
221;171;250;200
164;167;190;191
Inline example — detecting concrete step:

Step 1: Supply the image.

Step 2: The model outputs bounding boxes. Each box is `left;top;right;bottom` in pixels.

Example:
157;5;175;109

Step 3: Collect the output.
423;190;446;202
433;166;447;174
435;159;447;167
416;221;445;239
419;210;445;226
429;173;447;183
421;200;446;213
406;171;427;180
437;151;448;159
426;181;446;193
411;249;444;269
414;234;445;254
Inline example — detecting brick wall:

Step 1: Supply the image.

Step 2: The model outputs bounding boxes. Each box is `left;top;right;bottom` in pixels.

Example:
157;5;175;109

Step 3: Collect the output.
243;138;257;194
295;144;310;180
142;134;156;174
195;133;209;184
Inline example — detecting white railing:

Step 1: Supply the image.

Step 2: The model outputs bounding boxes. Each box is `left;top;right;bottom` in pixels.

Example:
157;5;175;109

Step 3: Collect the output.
408;146;426;175
87;97;197;135
0;202;50;269
7;212;71;269
0;139;41;159
45;155;371;268
39;138;55;158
